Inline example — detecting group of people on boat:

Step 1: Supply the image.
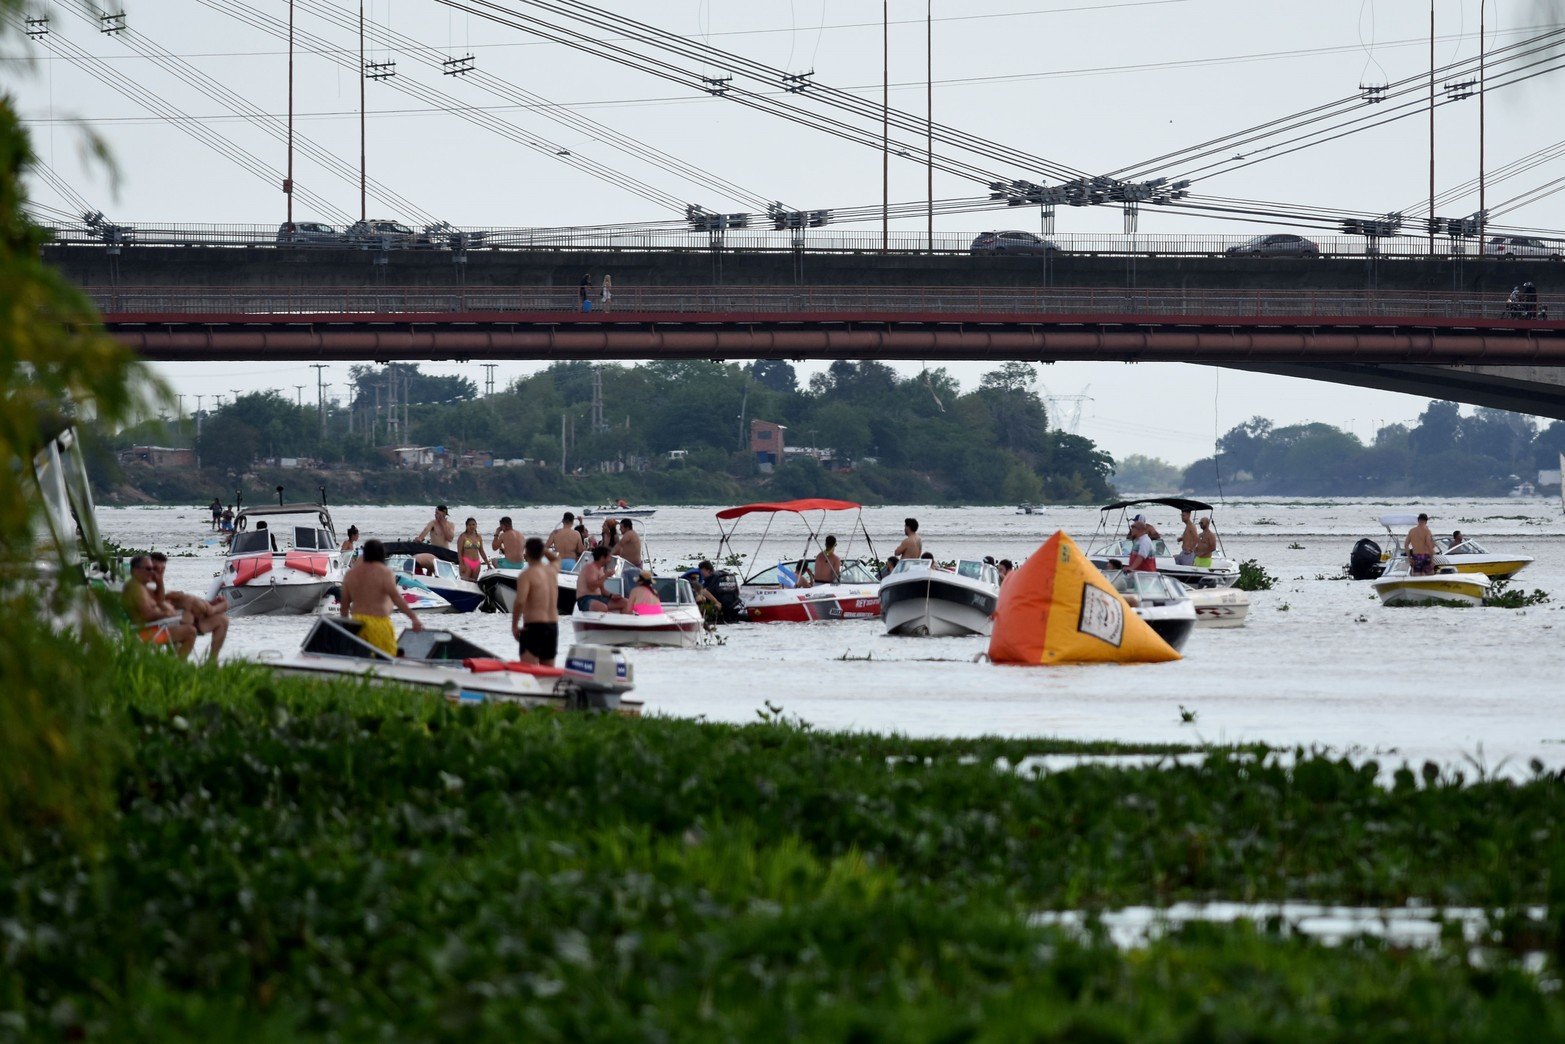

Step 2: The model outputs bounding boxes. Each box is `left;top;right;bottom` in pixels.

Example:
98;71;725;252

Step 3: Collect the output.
1118;507;1218;573
370;504;647;583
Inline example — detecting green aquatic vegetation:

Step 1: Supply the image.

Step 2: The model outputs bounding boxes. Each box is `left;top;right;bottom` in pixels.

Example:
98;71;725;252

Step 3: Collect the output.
1178;705;1198;724
1287;542;1305;550
1235;559;1277;591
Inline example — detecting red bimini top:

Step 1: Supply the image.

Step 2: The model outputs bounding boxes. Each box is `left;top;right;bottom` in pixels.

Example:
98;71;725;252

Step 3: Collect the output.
715;498;862;520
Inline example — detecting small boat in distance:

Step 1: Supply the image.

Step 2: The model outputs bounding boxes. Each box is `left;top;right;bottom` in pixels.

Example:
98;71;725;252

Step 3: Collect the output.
880;558;1000;637
1085;498;1240;589
1015;504;1044;516
582;502;656;519
377;541;489;613
1186;587;1250;628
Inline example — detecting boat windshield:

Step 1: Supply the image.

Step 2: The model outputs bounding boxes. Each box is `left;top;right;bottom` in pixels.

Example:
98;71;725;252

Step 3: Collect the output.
1439;537;1489;555
1094;537;1172;558
291;525;336;550
230;530;273;556
388;555;461;581
1108;570;1188;602
745;558;878;586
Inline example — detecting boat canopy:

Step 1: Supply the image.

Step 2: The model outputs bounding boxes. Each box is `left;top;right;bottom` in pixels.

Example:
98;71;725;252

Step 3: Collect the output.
715;498;862;520
1099;497;1214;514
1378;513;1424;528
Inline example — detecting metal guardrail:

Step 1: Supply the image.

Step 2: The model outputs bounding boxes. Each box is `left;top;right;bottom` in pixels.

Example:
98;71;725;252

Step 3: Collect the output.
86;285;1560;322
36;219;1565;260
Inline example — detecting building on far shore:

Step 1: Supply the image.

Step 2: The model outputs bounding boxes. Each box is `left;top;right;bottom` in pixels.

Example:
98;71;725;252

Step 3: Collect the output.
750;420;786;473
118;445;196;468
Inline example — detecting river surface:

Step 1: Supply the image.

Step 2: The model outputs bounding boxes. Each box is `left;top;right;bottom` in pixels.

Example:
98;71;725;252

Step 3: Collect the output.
115;497;1565;770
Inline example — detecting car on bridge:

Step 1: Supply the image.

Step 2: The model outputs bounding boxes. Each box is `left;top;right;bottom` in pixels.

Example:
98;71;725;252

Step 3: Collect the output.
1224;233;1321;258
1484;235;1562;261
275;221;341;246
346;218;419;248
969;230;1060;256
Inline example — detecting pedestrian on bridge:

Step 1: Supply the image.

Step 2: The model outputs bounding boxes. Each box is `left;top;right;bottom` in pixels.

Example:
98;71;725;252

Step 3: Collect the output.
579;273;592;313
601;273;613;313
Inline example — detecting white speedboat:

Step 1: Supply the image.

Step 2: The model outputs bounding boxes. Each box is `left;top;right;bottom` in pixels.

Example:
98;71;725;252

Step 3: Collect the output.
880;558;999;637
1371;552;1492;607
206;500;345;617
572;576;705;648
715;499;882;623
379;542;489;612
582;505;656;519
556;553;639;616
1101;568;1197;651
268;616;640;713
1186;586;1250;628
1086;498;1240;589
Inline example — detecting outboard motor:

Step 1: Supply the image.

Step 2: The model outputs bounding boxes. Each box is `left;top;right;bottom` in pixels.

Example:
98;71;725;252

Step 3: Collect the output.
560;643;635;711
707;569;747;623
1348;538;1384;580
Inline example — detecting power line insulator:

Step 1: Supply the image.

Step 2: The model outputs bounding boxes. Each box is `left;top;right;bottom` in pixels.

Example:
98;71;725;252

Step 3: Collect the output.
99;11;126;34
443;55;476;76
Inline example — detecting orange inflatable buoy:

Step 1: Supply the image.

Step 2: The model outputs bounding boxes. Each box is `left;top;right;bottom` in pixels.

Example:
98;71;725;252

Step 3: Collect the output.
988;531;1180;666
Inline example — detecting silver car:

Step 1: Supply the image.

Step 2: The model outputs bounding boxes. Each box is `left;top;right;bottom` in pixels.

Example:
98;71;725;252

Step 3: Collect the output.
275;221;340;245
1225;233;1321;258
969;230;1060;256
1484;235;1562;261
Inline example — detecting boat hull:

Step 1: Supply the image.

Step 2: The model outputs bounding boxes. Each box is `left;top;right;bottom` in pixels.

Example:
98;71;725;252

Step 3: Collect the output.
571;608;703;648
215;577;334;617
1437;555;1533;581
1372;575;1490;606
1136;604;1196;651
742;584;880;623
1186;587;1250;629
880;574;997;637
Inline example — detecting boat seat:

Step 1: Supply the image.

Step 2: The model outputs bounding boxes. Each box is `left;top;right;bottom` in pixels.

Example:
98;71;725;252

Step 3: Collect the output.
462;657;567;678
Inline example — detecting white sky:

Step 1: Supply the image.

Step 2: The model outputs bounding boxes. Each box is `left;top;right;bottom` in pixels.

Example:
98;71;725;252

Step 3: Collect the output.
7;0;1565;465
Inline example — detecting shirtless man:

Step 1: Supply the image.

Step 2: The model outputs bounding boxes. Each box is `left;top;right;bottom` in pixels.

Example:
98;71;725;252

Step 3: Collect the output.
413;504;456;574
616;519;644;581
149;551;228;661
492;516;524;569
575;546;617;613
510;537;560;665
892;518;922;561
549;511;586;569
1192;519;1218;568
1406;513;1437;575
122;556;197;658
340;538;421;657
1176;509;1199;565
810;534;843;585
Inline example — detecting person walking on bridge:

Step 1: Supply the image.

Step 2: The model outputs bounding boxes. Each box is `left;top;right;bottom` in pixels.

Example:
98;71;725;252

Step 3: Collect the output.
579;273;592;313
600;273;613;313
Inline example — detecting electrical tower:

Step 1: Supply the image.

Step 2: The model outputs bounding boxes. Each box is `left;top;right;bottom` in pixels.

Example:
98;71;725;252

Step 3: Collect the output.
1039;384;1093;434
590;366;607;433
481;363;497;397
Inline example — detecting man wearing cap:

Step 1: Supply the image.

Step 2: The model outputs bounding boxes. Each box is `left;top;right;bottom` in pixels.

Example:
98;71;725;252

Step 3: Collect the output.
1193;518;1218;568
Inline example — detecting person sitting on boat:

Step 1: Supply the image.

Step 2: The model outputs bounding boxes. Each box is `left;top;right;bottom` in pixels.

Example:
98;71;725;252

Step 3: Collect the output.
1406;513;1437;575
997;559;1013;584
799;535;844;588
1126;520;1158;572
549;511;586;571
492;516;524;570
892;518;922;561
122;555;198;658
879;555;899;580
576;547;620;613
1192;519;1218;568
1174;509;1199;566
457;517;491;580
623;573;662;615
149;552;229;662
340;525;360;553
1447;530;1467;553
340;538;422;657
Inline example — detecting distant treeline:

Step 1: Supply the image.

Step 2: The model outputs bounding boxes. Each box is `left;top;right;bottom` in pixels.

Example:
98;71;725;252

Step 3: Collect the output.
94;360;1118;506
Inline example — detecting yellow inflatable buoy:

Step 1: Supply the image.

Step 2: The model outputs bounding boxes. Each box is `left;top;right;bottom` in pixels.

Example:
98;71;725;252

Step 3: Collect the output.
988;531;1180;665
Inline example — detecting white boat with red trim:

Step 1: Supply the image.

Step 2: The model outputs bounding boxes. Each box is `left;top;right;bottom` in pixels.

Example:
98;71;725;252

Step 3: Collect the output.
716;498;884;624
205;500;345;617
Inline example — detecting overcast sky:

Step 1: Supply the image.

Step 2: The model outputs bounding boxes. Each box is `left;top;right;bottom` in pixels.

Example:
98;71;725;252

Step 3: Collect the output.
8;0;1565;467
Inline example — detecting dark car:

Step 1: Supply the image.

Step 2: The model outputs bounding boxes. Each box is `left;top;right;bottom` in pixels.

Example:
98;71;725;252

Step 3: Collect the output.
275;221;340;245
1225;233;1321;258
969;230;1060;256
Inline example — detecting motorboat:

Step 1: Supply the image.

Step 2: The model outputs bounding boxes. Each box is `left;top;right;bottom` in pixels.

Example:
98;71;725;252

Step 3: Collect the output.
582;504;656;519
880;558;1000;637
378;541;489;613
1100;568;1197;651
1085;498;1240;588
205;498;345;617
268;616;641;713
571;575;706;648
1371;553;1492;607
555;553;639;616
1015;504;1044;516
715;499;883;623
1185;586;1250;628
1350;515;1534;582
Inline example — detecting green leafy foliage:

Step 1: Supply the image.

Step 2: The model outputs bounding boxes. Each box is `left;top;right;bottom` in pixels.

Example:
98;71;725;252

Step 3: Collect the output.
1235;559;1277;591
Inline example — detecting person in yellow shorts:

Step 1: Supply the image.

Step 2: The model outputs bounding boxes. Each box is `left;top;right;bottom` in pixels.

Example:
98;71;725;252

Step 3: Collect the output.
1192;518;1218;569
339;538;422;657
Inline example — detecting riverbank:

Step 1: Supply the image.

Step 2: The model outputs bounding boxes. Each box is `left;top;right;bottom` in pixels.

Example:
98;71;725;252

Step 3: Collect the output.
5;644;1564;1037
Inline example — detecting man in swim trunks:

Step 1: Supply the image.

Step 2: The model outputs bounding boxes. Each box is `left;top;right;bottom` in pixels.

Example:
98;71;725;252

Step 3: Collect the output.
122;555;197;658
1192;519;1217;568
1406;513;1437;575
576;545;618;613
340;538;422;657
456;516;491;580
413;504;456;574
549;510;586;570
492;515;524;569
149;551;228;662
511;537;560;666
1175;509;1199;566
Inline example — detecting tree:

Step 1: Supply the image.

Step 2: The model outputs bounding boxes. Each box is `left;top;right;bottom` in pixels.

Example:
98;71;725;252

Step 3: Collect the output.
1217;416;1272;476
1409;400;1462;457
749;359;797;394
1112;454;1184;493
196;413;262;473
979;361;1037;393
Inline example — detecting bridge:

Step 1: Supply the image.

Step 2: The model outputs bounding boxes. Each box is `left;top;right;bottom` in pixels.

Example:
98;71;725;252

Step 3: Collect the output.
93;284;1565;418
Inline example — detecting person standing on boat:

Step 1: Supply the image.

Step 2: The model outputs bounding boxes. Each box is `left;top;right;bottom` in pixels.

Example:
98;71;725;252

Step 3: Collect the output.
892;518;922;561
209;497;222;530
1175;509;1199;566
413;504;456;575
511;537;560;666
549;510;586;570
1406;514;1438;575
457;517;491;580
340;525;360;553
598;517;620;551
808;534;843;586
1192;519;1218;568
492;516;524;569
617;518;645;582
1127;519;1159;572
339;539;422;658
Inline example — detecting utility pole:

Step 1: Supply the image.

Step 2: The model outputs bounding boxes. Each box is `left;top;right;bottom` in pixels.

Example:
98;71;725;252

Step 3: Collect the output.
294;384;305;407
481;363;497;397
194;394;205;438
286;0;294;230
359;0;367;221
927;0;933;254
560;411;567;475
1428;0;1435;254
881;0;889;253
1478;0;1487;246
176;393;186;417
310;363;328;439
402;369;410;438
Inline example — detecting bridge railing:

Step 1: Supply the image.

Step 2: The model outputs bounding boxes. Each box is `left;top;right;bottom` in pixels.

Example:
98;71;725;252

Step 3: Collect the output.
86;285;1555;321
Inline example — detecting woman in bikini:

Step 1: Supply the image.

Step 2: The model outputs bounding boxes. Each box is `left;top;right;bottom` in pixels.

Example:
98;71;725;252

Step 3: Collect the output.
458;517;490;581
